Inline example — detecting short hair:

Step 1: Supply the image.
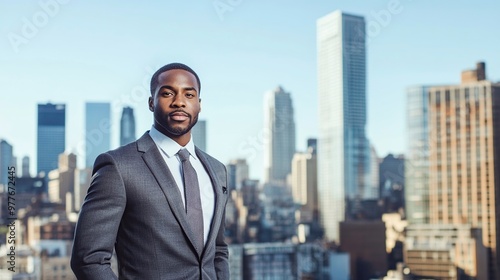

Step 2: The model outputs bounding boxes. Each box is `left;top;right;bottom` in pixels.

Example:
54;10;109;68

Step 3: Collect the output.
150;63;201;96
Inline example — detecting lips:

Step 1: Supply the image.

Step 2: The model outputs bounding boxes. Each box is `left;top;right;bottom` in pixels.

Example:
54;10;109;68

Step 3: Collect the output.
169;111;190;122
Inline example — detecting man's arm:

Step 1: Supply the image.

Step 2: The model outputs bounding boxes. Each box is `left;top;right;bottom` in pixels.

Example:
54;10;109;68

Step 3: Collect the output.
71;153;126;280
214;208;229;279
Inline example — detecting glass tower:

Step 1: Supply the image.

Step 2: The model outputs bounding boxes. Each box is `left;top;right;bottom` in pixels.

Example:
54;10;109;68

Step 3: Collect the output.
317;10;370;241
191;120;207;152
120;106;136;146
405;86;430;225
264;86;296;184
85;102;111;168
37;103;66;175
0;139;13;187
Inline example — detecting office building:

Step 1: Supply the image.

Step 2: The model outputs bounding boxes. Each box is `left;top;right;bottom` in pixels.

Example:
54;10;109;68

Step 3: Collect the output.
0;139;13;187
191;119;207;152
37;103;65;175
264;86;295;183
405;224;488;280
22;156;30;178
380;154;405;213
317;10;370;241
340;220;388;280
120;106;136;146
427;62;500;279
48;153;77;211
227;159;249;191
405;85;430;224
291;139;318;224
85;102;111;168
367;145;380;200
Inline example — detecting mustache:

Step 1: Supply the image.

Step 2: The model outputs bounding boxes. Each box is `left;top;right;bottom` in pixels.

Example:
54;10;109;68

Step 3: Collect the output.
169;110;191;118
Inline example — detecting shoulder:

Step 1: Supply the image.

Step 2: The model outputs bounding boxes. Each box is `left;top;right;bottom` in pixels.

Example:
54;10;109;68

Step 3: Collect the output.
93;133;153;169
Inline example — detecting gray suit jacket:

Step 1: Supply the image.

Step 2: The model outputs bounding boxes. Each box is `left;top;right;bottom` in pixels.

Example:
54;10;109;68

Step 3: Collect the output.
71;132;229;279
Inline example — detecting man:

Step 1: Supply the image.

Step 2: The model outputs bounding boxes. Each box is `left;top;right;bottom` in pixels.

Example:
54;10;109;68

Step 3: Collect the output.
71;63;230;279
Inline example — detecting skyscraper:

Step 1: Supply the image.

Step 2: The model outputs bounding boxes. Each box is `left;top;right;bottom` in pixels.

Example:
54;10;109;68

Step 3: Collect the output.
37;103;66;175
405;86;430;224
427;62;500;279
191;119;207;152
120;106;136;146
85;102;111;168
291;139;318;224
226;158;249;191
317;10;370;241
22;155;30;178
0;139;14;187
264;86;296;184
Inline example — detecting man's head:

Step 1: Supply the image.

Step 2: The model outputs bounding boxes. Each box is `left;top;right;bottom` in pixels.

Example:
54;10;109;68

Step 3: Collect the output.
150;63;201;97
148;63;202;146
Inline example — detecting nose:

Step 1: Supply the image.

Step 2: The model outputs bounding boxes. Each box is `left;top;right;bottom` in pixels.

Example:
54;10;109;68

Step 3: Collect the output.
171;94;186;108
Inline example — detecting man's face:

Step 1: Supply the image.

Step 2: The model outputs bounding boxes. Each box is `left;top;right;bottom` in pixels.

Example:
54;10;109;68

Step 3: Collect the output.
149;69;201;141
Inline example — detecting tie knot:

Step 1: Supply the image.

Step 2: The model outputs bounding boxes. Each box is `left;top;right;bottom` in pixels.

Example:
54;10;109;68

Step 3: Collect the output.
178;148;191;162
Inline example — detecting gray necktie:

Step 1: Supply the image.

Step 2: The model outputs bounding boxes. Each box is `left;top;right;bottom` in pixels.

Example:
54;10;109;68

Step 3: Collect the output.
178;148;204;253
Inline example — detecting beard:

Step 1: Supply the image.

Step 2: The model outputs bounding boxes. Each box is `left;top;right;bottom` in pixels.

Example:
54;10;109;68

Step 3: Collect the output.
155;111;199;137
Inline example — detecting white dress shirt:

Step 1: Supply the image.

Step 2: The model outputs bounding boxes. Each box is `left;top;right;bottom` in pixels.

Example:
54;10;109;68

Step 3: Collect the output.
149;126;215;245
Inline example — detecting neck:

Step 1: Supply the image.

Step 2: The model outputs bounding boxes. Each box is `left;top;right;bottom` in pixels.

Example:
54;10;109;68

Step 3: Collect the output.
154;124;191;146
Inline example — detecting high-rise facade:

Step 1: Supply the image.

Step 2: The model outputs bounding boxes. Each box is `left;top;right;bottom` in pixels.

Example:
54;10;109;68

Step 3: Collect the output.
264;86;295;184
227;159;249;191
85;102;111;168
291;140;318;223
427;63;500;279
120;106;136;146
191;119;207;152
22;156;30;178
0;139;14;187
317;10;370;241
405;85;430;224
37;103;66;175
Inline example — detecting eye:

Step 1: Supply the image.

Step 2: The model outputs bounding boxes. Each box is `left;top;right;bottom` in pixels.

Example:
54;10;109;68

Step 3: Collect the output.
186;92;195;98
161;91;174;96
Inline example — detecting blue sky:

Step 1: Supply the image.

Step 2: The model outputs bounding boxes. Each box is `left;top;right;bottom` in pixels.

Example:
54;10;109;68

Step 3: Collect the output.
1;1;499;180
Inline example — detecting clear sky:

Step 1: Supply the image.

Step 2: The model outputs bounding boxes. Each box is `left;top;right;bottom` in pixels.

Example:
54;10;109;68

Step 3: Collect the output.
1;1;499;180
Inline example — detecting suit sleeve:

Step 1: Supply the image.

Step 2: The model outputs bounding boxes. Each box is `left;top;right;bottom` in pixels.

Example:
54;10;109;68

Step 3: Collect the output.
215;166;230;279
71;153;126;280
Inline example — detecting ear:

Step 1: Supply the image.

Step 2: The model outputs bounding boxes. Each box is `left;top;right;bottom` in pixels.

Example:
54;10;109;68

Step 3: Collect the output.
198;98;202;113
148;96;154;112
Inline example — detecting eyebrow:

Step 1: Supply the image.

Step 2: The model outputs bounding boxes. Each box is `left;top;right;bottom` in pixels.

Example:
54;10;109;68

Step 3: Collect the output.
158;85;198;93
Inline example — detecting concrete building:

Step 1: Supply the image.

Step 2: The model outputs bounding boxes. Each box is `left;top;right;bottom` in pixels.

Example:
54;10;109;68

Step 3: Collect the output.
340;220;388;280
290;139;318;224
317;10;371;241
405;224;488;280
48;153;77;211
427;62;500;279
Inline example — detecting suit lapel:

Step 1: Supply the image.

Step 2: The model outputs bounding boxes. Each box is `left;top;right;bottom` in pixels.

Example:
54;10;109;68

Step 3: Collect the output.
195;147;226;256
137;133;202;257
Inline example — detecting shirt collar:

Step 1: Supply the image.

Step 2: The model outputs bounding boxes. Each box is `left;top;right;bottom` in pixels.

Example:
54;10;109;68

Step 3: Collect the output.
149;125;198;160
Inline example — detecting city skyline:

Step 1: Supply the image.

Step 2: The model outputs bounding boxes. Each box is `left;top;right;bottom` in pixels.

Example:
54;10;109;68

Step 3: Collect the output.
1;1;500;180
